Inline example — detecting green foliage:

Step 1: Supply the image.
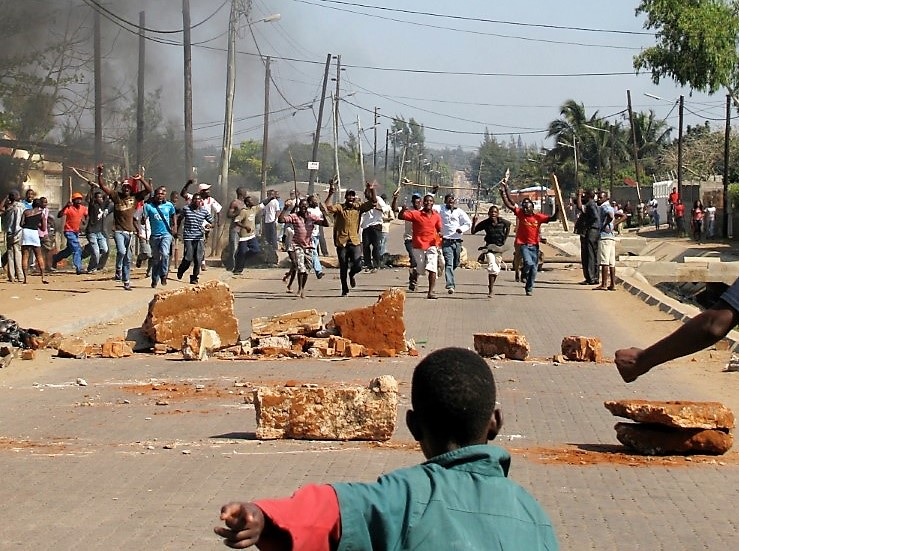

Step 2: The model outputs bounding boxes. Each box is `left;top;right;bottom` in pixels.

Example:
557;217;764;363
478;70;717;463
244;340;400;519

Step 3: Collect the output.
633;0;739;100
229;140;263;186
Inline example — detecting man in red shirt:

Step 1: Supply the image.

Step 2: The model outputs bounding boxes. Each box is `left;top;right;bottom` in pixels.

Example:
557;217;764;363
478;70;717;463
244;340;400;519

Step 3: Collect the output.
392;188;442;299
668;186;679;230
499;181;558;296
52;192;89;274
674;199;686;237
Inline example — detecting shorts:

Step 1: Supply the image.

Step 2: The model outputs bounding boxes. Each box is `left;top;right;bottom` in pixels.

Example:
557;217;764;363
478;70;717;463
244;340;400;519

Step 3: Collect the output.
597;238;616;266
292;245;316;273
485;252;503;275
414;246;438;275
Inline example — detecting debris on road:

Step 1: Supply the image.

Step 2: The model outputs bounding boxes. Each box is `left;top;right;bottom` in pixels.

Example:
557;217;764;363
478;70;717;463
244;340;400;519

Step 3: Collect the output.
604;400;735;455
254;375;399;441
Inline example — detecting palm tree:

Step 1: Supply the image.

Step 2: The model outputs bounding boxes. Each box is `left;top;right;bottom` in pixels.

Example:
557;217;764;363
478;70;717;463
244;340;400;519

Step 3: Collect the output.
628;110;673;177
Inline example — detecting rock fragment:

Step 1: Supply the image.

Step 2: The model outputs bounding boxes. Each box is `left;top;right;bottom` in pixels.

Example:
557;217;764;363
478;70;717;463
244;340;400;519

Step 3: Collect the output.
561;336;603;362
254;376;398;441
141;280;239;351
331;289;406;354
604;400;735;430
614;422;733;455
473;329;530;360
181;327;222;361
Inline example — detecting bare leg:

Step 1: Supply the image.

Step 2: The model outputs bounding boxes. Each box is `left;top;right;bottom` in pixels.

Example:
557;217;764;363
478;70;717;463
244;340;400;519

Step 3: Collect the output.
487;274;496;297
427;271;437;298
607;266;616;290
594;266;608;290
297;272;308;298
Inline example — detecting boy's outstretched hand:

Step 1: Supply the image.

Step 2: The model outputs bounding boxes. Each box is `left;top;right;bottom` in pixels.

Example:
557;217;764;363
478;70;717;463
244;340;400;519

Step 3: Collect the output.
214;502;265;548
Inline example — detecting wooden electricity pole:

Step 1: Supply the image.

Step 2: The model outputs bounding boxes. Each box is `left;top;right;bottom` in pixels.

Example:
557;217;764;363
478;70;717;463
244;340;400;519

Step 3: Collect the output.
260;56;271;200
137;11;146;172
307;54;332;195
182;0;194;180
94;9;102;162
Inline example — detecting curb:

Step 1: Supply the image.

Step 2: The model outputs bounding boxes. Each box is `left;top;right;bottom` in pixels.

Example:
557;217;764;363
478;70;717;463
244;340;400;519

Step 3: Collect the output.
46;270;239;337
615;268;739;352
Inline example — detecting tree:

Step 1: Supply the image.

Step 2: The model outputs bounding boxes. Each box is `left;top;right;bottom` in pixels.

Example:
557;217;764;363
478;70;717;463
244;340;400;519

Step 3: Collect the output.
632;0;739;103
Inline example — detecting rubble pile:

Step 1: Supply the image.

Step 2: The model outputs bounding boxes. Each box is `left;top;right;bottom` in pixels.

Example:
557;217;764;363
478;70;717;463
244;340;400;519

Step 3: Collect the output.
254;375;399;440
605;399;735;455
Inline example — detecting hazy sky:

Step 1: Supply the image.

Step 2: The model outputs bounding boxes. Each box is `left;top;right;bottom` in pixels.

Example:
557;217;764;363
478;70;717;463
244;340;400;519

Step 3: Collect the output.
88;0;734;153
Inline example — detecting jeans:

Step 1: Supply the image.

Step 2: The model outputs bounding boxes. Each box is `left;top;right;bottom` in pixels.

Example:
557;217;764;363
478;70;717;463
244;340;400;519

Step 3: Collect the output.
149;233;173;284
311;249;323;274
520;244;540;293
706;218;716;238
379;231;389;258
361;224;382;269
53;230;84;273
233;237;261;273
336;242;363;294
263;221;277;248
113;231;133;283
441;238;462;289
5;236;23;281
86;231;109;271
651;210;660;229
178;239;205;280
581;229;599;283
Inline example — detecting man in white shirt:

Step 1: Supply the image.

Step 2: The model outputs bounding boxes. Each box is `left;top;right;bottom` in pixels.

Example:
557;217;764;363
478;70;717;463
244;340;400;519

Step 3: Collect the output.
705;202;718;238
439;193;472;294
359;182;389;273
262;190;281;251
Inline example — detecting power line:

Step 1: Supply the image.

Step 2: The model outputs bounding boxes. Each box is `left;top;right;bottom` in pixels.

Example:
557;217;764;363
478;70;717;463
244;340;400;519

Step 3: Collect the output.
83;0;229;34
298;0;655;35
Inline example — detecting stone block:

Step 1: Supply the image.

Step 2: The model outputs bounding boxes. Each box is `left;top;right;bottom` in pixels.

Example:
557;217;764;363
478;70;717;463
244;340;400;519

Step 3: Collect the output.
251;310;324;338
181;327;222;361
332;289;406;354
604;399;735;430
345;342;366;358
473;329;530;360
101;338;133;358
56;336;88;359
614;422;733;455
141;280;239;351
254;375;399;441
255;335;293;350
561;336;603;362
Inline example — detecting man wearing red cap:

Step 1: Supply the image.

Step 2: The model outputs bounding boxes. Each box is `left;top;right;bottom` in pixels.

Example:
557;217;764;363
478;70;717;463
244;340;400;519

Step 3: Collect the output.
52;192;89;274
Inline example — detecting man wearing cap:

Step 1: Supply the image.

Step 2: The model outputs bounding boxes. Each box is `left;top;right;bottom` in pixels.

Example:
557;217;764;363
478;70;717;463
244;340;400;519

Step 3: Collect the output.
97;164;151;290
52;191;90;274
180;179;222;271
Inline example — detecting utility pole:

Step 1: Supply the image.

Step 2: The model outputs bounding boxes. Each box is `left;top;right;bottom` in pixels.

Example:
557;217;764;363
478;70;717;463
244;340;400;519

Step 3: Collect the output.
94;8;102;163
260;56;271;200
183;0;194;180
357;115;366;185
384;129;390;186
332;55;341;201
218;0;240;195
307;53;332;195
677;95;684;197
722;94;732;239
373;107;379;178
137;11;146;172
626;89;643;204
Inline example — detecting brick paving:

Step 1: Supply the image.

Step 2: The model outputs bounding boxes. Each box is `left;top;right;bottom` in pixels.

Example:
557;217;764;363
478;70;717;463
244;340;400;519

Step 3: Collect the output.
0;226;738;550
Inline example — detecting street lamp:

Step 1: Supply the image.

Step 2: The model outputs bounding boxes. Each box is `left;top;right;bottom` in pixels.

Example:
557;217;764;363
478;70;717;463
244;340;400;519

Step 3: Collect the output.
218;7;281;196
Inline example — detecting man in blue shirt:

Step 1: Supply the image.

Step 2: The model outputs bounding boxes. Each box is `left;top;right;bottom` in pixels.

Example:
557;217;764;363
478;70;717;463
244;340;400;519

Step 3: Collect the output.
143;186;177;288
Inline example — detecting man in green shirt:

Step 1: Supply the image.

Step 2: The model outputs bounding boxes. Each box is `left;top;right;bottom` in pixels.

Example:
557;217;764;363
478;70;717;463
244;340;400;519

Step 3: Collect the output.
215;347;559;550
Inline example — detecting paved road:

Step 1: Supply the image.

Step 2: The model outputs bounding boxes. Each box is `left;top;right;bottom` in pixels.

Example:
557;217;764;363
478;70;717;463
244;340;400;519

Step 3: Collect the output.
0;226;738;550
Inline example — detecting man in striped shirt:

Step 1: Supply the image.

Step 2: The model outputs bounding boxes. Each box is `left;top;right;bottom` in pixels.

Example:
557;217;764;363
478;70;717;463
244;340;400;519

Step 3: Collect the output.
176;193;213;284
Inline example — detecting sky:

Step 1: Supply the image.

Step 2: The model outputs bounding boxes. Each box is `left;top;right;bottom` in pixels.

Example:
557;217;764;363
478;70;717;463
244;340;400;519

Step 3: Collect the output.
82;0;734;155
